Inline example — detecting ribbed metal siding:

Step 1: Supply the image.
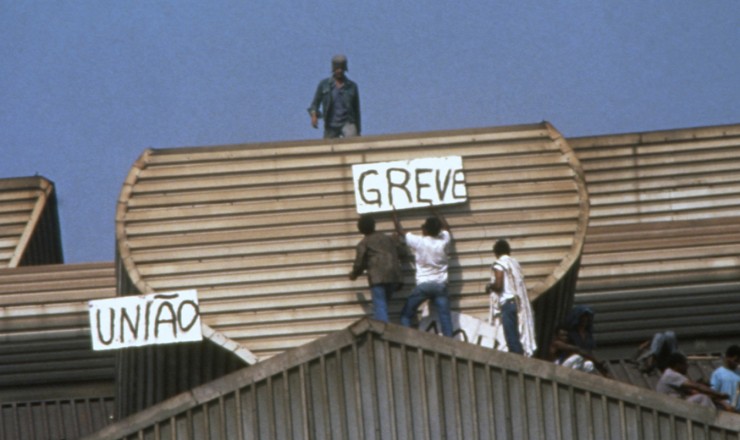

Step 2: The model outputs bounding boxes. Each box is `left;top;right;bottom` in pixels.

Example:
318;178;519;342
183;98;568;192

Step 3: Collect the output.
113;246;258;419
0;176;63;268
1;397;114;440
0;263;116;392
81;320;740;440
116;123;589;360
113;336;249;419
571;123;740;355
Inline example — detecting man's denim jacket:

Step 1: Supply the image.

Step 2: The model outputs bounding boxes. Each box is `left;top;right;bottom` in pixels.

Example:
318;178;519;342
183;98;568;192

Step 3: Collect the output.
307;77;361;134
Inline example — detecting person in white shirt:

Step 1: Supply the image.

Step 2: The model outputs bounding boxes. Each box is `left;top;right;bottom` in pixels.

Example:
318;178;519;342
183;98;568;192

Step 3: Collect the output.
486;239;536;356
393;212;453;337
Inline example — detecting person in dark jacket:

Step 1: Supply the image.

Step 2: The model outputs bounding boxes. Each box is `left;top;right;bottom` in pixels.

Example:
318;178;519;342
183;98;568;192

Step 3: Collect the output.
308;54;361;138
565;305;596;352
349;216;404;322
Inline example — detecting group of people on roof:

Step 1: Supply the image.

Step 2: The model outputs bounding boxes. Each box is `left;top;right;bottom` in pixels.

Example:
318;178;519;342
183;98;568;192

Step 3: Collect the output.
637;331;740;413
348;211;536;358
347;209;740;415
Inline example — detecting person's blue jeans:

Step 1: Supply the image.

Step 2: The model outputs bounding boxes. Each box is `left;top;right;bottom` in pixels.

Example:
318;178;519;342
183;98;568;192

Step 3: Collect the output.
502;300;524;354
370;283;398;322
400;282;453;337
324;122;358;139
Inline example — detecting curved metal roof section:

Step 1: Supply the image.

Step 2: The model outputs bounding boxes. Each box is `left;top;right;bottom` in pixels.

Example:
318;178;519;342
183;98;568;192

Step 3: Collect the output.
116;123;589;359
0;176;62;267
570;123;740;356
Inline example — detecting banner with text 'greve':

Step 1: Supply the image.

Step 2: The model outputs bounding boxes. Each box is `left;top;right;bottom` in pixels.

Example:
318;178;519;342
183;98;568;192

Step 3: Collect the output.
352;156;467;214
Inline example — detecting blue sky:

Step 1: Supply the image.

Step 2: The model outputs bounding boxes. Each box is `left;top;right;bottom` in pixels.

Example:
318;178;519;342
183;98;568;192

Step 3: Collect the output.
2;1;738;263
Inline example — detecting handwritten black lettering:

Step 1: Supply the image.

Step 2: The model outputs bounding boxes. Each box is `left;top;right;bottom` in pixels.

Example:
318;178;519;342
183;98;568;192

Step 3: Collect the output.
387;168;411;207
452;328;468;342
424;321;439;334
145;300;153;340
120;305;140;340
452;170;466;200
177;300;200;332
96;308;115;345
358;170;381;206
415;168;433;204
435;169;452;201
154;301;177;338
91;292;201;349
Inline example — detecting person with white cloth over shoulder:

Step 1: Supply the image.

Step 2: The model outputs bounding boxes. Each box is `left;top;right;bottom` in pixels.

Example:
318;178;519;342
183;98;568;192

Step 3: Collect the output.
486;239;537;357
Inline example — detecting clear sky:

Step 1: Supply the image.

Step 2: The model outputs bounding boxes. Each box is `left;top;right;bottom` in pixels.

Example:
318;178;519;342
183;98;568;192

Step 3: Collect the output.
2;1;738;263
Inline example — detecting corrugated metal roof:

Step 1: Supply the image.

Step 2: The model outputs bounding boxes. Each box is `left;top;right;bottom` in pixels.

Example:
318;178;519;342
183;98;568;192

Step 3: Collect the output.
116;123;589;360
571;123;740;357
81;319;740;440
0;176;63;267
1;396;114;440
0;262;116;396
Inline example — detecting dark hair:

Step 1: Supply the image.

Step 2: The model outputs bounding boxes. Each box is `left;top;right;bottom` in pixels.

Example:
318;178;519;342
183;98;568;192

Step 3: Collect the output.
357;216;375;235
493;239;511;256
332;54;348;71
726;345;740;358
422;216;442;236
667;352;687;368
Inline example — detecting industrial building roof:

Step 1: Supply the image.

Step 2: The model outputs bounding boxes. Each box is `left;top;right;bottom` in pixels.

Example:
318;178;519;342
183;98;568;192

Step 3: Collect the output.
2;121;739;438
571;123;740;358
0;262;117;440
80;319;740;440
0;176;63;267
116;122;589;360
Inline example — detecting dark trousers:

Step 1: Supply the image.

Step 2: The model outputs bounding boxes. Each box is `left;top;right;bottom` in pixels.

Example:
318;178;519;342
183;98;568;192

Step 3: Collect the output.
502;300;524;354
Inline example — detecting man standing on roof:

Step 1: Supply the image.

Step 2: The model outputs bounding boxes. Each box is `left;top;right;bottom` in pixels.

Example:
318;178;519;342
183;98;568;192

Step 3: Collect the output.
349;216;405;323
393;211;454;337
486;239;536;356
307;54;361;139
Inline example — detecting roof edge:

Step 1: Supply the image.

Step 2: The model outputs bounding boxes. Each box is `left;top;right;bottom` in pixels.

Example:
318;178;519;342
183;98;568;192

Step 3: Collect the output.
80;318;738;439
8;177;55;268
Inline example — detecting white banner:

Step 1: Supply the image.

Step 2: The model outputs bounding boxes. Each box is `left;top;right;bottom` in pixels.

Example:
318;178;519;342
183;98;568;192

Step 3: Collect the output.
419;310;505;350
88;289;202;351
352;156;467;214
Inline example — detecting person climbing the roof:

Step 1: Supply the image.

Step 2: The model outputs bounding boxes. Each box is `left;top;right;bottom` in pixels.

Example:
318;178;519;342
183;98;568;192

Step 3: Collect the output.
393;210;454;337
349;215;405;323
